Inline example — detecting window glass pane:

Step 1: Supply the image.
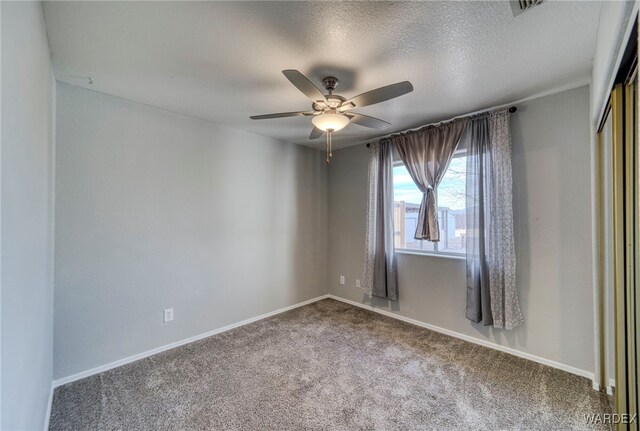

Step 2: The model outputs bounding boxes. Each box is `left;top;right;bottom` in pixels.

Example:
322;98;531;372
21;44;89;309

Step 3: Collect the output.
392;154;466;255
437;156;467;254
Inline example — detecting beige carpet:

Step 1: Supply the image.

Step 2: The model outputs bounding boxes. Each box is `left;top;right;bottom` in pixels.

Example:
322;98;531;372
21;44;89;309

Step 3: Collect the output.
50;299;612;430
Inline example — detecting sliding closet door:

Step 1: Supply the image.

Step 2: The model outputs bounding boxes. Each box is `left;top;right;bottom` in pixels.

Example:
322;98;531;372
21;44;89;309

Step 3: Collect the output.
611;84;628;428
606;72;639;431
596;17;638;431
635;64;640;430
624;69;638;430
598;28;639;427
599;103;617;397
628;66;639;431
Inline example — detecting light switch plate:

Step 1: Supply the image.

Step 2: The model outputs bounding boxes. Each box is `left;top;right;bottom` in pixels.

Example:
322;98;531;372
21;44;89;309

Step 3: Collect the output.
339;275;345;285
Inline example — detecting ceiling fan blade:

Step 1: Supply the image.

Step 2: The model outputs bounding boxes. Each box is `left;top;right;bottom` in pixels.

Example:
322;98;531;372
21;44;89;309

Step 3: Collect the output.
282;70;328;104
250;111;314;120
309;126;325;140
348;113;391;130
340;81;413;110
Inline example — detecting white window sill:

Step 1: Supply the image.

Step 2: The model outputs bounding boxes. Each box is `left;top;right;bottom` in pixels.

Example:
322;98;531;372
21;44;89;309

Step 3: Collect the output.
395;250;466;260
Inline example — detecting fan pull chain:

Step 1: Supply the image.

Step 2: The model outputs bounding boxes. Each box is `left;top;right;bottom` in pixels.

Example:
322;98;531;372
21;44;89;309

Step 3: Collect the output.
326;134;329;163
326;133;329;163
326;129;334;164
329;131;333;159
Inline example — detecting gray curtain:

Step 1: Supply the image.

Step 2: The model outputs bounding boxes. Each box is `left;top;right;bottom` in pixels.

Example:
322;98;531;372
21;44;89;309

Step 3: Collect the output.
394;119;468;241
362;139;397;300
464;110;524;329
463;116;493;325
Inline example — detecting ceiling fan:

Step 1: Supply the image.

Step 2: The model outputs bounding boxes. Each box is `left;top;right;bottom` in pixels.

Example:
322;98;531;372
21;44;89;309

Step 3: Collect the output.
250;70;414;162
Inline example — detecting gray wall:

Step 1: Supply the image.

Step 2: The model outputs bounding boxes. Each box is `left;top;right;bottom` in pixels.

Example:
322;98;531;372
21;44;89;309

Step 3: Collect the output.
1;2;56;429
328;86;595;374
54;83;327;379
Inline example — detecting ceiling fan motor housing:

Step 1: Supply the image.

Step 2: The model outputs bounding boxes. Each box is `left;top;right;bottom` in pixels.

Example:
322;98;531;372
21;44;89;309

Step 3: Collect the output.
313;94;345;112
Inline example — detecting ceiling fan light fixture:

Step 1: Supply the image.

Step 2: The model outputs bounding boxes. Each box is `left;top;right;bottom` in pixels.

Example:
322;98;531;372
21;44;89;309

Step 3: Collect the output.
251;70;414;163
311;111;350;132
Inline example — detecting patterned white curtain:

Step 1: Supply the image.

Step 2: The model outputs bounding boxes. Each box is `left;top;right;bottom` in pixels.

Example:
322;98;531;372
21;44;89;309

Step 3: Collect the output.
465;110;524;330
361;143;379;297
487;110;523;329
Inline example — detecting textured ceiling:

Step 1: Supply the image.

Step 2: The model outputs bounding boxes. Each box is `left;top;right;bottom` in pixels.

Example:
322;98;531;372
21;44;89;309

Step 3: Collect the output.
43;1;602;150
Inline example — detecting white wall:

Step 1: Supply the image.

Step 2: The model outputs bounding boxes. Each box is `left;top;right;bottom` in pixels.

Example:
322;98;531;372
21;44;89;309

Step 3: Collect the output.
591;0;635;125
1;1;56;429
54;83;328;379
328;86;595;375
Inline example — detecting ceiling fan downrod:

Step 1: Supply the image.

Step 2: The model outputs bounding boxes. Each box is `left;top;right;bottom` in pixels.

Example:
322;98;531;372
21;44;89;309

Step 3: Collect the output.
321;76;339;95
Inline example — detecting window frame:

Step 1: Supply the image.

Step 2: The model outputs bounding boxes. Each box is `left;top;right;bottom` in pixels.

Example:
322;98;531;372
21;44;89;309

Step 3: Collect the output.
392;148;467;258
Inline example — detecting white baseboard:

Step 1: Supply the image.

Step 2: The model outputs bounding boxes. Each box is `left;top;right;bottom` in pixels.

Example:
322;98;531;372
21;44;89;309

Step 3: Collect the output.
326;294;595;382
44;383;54;431
53;294;330;388
52;293;597;393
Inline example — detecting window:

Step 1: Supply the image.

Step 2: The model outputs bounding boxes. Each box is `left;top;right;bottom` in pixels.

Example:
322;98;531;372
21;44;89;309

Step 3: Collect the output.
393;151;467;255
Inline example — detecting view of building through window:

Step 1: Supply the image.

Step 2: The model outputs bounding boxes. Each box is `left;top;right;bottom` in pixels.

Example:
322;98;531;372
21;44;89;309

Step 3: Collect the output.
393;154;467;254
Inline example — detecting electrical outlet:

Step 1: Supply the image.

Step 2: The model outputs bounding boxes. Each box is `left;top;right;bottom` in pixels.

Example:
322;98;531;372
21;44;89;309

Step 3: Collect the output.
355;279;361;288
340;275;345;285
163;308;174;323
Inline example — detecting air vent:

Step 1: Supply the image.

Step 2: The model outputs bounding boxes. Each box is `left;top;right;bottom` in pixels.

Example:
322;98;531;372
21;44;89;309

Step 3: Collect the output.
510;0;543;17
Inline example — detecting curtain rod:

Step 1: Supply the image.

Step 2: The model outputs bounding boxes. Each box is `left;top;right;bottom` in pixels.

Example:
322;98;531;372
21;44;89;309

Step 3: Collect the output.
365;106;517;147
